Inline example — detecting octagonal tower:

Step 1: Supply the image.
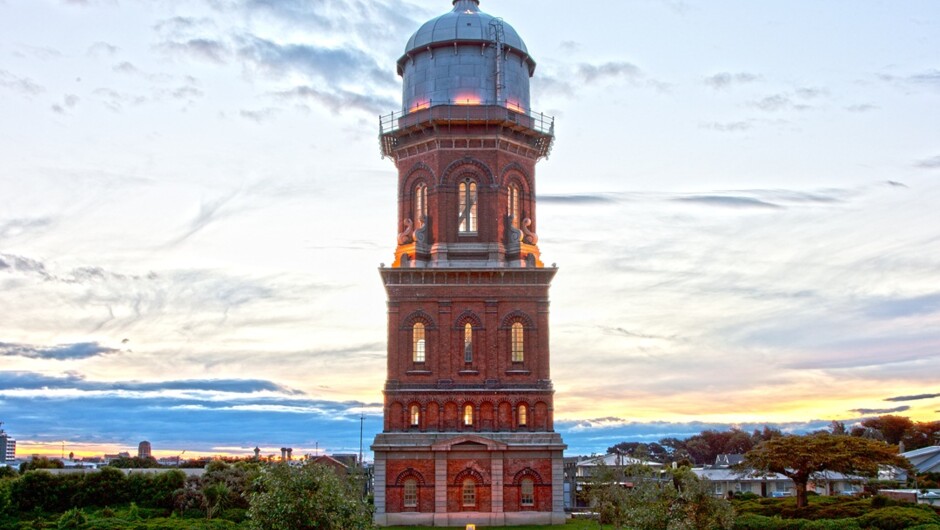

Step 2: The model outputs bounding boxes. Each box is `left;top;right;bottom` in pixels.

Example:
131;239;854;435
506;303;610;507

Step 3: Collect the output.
373;1;565;526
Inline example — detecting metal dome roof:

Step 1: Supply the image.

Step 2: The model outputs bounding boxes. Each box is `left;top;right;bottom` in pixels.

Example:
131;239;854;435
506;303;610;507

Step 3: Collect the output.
402;0;531;62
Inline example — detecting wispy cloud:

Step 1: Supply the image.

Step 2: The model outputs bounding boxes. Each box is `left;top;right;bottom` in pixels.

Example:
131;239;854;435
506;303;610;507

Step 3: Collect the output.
0;217;54;239
539;194;617;205
236;34;392;86
160;38;230;63
851;406;910;415
675;195;784;209
704;72;760;89
0;342;119;360
701;120;753;132
916;156;940;169
884;393;940;403
0;70;45;95
274;85;394;115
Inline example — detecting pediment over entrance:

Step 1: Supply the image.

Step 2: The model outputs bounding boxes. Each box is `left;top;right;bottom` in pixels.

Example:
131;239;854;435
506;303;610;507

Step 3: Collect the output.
431;434;509;452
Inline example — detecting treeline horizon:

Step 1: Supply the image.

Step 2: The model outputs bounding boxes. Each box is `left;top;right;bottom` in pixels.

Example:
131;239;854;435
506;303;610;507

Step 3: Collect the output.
603;414;939;466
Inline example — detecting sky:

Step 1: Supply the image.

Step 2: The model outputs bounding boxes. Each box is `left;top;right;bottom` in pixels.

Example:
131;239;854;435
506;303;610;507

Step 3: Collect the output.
1;0;938;460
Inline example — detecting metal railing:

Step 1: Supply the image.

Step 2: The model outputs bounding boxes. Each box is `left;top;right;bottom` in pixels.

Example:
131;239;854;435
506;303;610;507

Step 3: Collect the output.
379;101;555;138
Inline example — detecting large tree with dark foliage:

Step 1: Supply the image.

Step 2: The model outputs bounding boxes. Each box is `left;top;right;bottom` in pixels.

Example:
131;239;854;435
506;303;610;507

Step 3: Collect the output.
739;433;910;509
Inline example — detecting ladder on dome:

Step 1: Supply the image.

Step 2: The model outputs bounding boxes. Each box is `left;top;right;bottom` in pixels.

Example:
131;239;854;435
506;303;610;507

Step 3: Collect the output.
489;18;506;106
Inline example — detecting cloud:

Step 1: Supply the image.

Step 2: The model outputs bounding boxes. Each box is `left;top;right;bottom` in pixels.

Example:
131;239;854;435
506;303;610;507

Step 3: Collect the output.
166;193;240;246
884;393;940;403
0;70;45;95
161;38;230;64
916;156;940;169
850;406;910;415
51;94;80;114
0;372;382;454
0;253;53;279
87;41;118;56
0;342;119;360
704;72;760;89
274;85;395;116
752;94;793;112
846;104;878;113
240;108;280;122
0;217;54;239
601;327;678;342
236;35;392;87
794;87;828;99
538;194;617;205
577;62;642;83
675;195;784;210
910;69;940;88
701;121;752;132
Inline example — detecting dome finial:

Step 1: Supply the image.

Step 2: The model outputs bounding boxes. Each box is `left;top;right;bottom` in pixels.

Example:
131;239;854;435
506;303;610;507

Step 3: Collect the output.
453;0;480;8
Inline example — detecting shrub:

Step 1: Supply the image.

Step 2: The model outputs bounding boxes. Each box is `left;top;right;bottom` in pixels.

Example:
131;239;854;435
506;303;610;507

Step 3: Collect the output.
55;509;86;530
857;506;940;530
801;519;860;530
218;508;247;523
733;513;808;529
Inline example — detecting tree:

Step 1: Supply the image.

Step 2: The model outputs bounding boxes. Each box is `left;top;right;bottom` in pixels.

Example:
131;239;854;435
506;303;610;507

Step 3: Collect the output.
861;415;914;446
19;457;64;473
247;462;372;530
739;433;911;509
586;463;733;530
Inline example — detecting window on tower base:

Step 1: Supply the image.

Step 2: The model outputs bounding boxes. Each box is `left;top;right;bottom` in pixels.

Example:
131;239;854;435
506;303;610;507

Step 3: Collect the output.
458;179;478;233
511;322;524;362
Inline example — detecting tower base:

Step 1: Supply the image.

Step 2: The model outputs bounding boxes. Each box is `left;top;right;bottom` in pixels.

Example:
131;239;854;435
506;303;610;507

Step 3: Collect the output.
372;432;566;527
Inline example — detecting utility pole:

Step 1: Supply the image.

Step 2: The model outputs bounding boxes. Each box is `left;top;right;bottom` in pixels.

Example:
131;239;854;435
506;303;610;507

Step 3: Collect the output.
358;413;364;466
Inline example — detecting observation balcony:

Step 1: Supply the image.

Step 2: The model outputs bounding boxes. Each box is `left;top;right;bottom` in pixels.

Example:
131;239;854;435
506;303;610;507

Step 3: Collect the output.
379;102;555;160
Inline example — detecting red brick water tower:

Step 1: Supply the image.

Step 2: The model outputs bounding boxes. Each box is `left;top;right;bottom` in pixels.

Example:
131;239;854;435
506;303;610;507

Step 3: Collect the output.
372;0;565;526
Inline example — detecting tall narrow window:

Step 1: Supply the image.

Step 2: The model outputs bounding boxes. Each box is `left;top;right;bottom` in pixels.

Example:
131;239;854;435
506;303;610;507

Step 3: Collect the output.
520;478;535;506
511;322;524;362
404;479;418;508
463;404;474;426
508;184;520;229
518;404;528;426
462;478;476;507
410;404;420;427
413;323;426;363
463;323;473;363
458;179;478;233
414;183;428;222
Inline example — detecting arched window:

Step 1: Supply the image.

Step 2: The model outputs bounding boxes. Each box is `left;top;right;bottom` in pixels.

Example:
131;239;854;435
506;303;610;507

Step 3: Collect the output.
520;477;534;506
414;183;428;222
410;404;420;427
511;322;524;362
463;404;474;426
413;323;426;363
404;478;418;508
518;404;528;426
462;478;476;507
508;183;520;229
463;323;473;364
458;179;478;233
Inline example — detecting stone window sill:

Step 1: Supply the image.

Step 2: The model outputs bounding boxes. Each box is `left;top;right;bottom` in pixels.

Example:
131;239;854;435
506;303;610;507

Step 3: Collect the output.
458;369;480;375
505;369;531;375
407;370;433;375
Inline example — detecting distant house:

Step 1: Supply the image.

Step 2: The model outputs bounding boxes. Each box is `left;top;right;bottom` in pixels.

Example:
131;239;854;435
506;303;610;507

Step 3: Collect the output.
313;455;349;476
903;445;940;474
693;454;863;498
564;453;665;509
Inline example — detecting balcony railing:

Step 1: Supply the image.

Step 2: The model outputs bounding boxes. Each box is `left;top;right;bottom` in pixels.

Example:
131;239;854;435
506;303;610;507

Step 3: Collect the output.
379;102;555;138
